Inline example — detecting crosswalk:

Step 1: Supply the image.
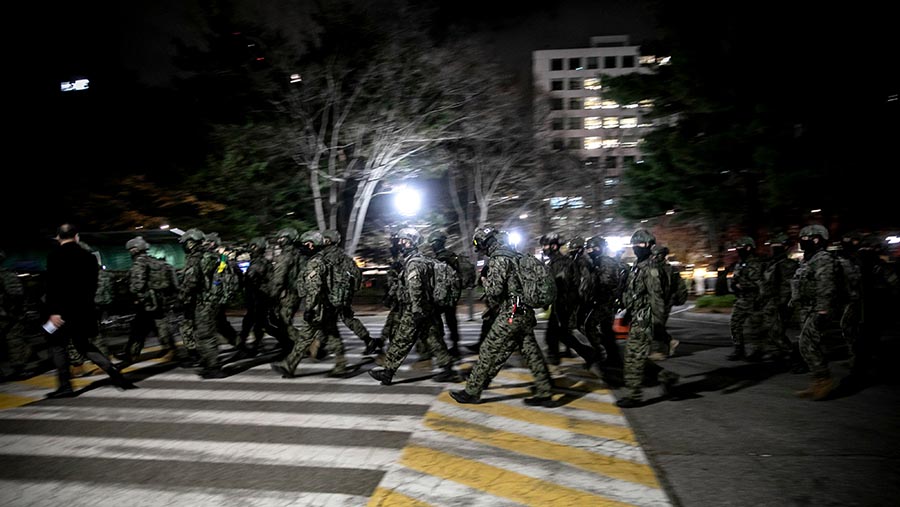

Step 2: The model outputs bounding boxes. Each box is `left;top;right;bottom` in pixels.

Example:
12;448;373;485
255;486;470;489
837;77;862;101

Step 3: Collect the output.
0;314;672;506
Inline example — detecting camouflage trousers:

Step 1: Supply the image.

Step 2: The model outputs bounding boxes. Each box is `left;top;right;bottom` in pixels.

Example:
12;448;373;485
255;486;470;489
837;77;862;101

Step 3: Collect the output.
1;319;31;371
464;310;551;398
581;306;620;367
282;314;345;374
337;306;371;344
271;299;301;351
761;301;793;355
181;302;220;371
382;310;451;372
840;301;861;365
798;309;844;379
623;308;677;399
730;296;762;349
381;306;401;343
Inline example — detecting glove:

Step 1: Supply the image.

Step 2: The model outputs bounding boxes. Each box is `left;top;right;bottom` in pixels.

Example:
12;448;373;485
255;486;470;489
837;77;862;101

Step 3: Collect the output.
303;309;316;323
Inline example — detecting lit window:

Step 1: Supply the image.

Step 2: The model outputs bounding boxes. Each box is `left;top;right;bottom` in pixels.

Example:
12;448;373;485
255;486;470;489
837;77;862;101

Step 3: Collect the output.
601;99;619;109
639;55;656;65
639;99;654;108
603;117;619;128
601;139;620;149
623;103;639;109
584;137;603;150
620;117;637;128
604;178;619;186
584;78;602;90
584;97;602;109
584;117;602;130
621;139;640;148
550;196;586;209
603;198;615;206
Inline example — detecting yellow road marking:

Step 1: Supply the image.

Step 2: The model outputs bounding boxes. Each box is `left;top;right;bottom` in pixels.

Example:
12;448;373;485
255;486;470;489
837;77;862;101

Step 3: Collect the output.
0;393;39;410
400;445;636;507
489;387;622;416
19;375;92;390
425;411;659;488
497;370;611;394
438;392;636;445
368;487;434;507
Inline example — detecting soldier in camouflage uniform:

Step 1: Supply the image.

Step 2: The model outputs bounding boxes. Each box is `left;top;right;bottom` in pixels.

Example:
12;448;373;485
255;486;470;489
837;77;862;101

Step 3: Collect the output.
268;227;306;356
237;237;274;356
122;237;178;363
727;237;766;361
760;234;802;370
791;224;841;400
1;250;32;378
450;227;554;406
368;228;459;386
426;231;464;358
541;233;596;366
579;236;626;381
322;229;379;355
380;233;403;349
616;229;680;408
202;233;239;348
178;229;227;379
271;231;347;377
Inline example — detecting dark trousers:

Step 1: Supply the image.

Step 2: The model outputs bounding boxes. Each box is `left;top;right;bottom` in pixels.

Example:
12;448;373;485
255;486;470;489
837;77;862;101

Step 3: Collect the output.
48;320;122;390
545;309;597;364
440;306;460;349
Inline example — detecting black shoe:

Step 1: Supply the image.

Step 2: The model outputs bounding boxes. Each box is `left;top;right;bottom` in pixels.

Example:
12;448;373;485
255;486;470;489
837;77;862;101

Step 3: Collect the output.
116;381;140;391
363;338;384;356
270;361;295;378
315;346;329;360
200;368;228;379
449;389;480;404
448;346;461;359
726;347;746;361
546;355;561;366
368;368;394;385
432;366;461;383
523;395;555;407
326;368;348;378
46;386;77;399
660;373;680;397
615;397;643;408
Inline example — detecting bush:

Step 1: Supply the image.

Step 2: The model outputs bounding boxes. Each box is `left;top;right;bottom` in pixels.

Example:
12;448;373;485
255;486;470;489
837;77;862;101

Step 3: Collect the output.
694;294;736;309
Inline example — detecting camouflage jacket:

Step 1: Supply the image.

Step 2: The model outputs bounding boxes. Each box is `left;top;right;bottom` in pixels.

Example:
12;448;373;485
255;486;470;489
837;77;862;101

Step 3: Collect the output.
482;245;524;311
302;251;331;318
128;254;156;309
622;256;666;328
243;255;271;296
270;247;305;303
433;247;460;272
399;249;434;317
0;267;24;319
179;250;208;305
579;254;626;308
547;250;578;311
761;255;799;305
791;250;836;314
732;255;764;300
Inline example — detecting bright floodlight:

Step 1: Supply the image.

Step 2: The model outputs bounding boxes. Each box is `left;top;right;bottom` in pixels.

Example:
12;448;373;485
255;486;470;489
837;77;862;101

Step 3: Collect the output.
394;186;421;217
607;235;631;253
508;231;522;248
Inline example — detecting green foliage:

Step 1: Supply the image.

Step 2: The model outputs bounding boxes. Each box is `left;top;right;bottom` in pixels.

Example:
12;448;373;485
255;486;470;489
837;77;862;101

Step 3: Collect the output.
694;294;736;309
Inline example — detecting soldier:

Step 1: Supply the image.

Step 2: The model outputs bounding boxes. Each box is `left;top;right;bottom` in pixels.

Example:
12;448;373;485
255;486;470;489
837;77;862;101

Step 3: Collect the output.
122;236;179;363
579;236;626;382
426;231;465;358
237;237;274;357
650;245;687;360
616;229;680;408
322;229;380;355
791;224;841;400
270;231;347;377
760;234;802;371
727;237;766;361
1;250;32;379
178;228;227;379
379;232;403;349
368;227;459;386
450;227;555;406
202;232;240;349
540;232;599;368
268;227;305;356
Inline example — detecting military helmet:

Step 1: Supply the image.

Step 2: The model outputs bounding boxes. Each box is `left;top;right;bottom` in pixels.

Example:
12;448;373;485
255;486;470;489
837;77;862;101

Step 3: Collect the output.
396;227;422;246
276;227;300;243
428;230;448;245
180;228;205;243
323;229;341;245
630;229;656;245
126;236;149;252
473;227;500;250
204;232;221;246
567;236;585;251
734;236;756;249
249;237;267;250
540;232;561;246
652;244;670;257
299;230;325;247
769;233;790;245
799;224;829;240
585;236;607;250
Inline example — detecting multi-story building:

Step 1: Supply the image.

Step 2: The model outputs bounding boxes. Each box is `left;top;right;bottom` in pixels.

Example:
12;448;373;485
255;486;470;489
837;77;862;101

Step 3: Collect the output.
533;35;661;243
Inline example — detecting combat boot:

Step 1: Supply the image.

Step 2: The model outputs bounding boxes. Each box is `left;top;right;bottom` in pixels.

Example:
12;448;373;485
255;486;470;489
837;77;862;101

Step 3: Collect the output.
615;397;643;408
449;389;480;404
327;355;348;378
432;365;461;383
523;395;555;407
270;361;295;378
726;346;746;361
368;368;394;385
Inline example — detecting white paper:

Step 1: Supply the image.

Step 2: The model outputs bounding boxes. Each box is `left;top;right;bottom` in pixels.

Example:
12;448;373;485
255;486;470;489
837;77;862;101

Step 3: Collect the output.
42;320;60;334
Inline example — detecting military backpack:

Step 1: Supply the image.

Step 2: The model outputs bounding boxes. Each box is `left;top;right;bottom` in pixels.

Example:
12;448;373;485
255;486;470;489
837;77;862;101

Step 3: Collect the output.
326;253;362;308
455;253;477;289
147;256;178;293
515;253;557;308
208;255;242;305
409;257;461;308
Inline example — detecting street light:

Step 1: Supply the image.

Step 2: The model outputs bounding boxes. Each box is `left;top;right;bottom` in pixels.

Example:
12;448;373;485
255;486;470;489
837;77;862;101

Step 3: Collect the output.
507;231;522;250
394;185;422;217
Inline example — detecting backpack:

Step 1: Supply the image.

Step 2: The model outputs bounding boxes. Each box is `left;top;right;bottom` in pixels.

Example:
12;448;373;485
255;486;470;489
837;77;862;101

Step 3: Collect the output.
515;253;557;308
456;253;477;289
832;253;860;307
209;255;242;305
327;253;362;308
147;256;177;293
411;256;461;308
